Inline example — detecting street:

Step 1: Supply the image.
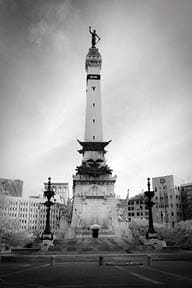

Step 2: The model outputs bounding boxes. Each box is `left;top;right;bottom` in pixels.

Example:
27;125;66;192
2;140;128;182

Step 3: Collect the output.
0;260;192;288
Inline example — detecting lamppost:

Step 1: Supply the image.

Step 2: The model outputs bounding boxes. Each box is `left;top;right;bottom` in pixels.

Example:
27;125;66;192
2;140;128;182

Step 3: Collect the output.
42;177;55;240
144;178;156;239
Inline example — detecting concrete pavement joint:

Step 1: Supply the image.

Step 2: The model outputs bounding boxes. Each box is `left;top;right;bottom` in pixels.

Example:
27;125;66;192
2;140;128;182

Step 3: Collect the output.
0;264;49;278
128;271;164;285
142;266;192;282
113;266;163;285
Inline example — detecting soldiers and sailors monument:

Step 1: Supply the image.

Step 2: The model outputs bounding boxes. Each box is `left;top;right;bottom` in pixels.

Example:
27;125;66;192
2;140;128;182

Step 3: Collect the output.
70;28;123;238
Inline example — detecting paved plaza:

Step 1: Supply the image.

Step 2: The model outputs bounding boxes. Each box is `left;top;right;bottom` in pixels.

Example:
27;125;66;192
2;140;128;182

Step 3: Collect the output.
0;258;192;288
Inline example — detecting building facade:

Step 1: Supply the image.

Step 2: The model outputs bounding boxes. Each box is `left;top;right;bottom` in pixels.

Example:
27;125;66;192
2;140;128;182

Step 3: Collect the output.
152;175;183;227
181;183;192;220
0;178;23;197
44;182;69;205
127;194;149;222
0;195;63;235
122;175;189;228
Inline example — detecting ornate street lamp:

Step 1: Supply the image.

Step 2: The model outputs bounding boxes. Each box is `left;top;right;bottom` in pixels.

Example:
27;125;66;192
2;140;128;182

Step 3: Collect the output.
144;178;156;239
42;177;55;240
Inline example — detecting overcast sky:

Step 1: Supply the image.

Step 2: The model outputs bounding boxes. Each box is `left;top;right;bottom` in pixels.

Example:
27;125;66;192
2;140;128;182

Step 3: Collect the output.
0;0;192;198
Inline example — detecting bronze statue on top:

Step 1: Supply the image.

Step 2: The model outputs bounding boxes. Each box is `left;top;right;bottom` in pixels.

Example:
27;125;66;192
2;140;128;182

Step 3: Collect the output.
89;26;101;48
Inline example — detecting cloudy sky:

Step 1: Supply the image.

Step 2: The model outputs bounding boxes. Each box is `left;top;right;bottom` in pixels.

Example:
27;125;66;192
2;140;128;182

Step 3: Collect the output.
0;0;192;198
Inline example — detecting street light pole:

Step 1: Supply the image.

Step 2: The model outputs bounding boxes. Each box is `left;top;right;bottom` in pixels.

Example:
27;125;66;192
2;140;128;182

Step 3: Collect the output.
42;177;55;240
144;178;156;239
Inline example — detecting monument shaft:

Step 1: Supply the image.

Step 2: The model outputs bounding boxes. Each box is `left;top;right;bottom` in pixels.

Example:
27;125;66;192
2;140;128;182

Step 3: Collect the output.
71;29;118;238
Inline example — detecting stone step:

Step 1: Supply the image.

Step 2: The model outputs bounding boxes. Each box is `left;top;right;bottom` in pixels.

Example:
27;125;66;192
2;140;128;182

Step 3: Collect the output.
51;237;133;253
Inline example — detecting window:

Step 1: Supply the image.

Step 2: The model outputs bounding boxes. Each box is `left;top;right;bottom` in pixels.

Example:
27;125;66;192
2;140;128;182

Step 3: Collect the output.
93;136;95;140
93;119;95;123
93;103;95;107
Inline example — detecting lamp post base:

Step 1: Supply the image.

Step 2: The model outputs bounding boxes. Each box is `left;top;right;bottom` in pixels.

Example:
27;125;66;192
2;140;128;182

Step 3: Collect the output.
42;232;54;241
146;231;158;240
40;239;54;252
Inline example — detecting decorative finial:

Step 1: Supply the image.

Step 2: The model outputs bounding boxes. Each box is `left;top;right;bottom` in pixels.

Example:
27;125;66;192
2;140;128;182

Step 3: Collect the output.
147;178;151;192
89;26;101;48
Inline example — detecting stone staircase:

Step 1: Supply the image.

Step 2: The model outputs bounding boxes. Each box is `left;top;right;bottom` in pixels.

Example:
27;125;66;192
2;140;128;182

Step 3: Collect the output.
50;237;133;254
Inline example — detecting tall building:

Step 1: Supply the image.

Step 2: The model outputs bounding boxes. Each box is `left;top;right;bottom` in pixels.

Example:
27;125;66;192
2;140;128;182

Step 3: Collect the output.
71;29;118;238
0;178;23;197
152;175;183;227
0;195;62;235
181;183;192;220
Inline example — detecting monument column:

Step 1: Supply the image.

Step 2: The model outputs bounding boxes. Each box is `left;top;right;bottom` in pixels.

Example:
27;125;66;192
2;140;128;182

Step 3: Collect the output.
85;31;103;142
71;28;117;238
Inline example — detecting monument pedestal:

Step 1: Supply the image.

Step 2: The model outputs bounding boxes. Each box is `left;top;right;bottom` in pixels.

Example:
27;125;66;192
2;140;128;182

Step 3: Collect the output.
71;174;119;238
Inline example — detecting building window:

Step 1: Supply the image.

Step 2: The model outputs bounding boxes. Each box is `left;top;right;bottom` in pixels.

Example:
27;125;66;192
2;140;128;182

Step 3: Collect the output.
93;119;95;123
93;136;95;140
93;103;95;107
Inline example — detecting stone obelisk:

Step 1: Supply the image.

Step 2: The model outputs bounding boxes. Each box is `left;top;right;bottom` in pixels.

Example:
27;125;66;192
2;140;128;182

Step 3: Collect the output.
71;28;117;238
